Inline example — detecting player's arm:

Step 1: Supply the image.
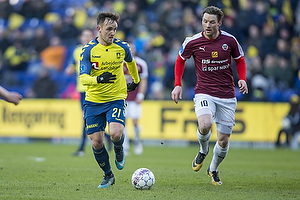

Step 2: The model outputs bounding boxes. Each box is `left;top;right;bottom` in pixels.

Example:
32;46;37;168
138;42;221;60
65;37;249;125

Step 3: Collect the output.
65;48;77;75
0;86;22;105
235;56;248;94
136;78;147;103
79;47;97;86
126;58;140;84
136;60;148;103
171;55;186;104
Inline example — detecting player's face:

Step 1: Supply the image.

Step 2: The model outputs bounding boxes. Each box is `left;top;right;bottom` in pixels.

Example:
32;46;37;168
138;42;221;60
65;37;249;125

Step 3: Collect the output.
97;18;118;46
202;13;222;39
80;30;94;46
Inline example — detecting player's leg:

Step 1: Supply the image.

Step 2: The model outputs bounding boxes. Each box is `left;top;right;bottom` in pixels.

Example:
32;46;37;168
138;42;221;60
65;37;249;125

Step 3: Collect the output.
109;122;125;170
132;118;143;155
123;101;132;156
107;100;127;170
207;129;230;185
192;94;215;171
123;126;130;156
207;97;236;185
88;131;115;188
73;93;87;156
85;103;115;188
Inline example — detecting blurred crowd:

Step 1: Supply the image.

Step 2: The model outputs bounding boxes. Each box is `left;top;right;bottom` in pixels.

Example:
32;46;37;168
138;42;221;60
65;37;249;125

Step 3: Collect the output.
0;0;299;102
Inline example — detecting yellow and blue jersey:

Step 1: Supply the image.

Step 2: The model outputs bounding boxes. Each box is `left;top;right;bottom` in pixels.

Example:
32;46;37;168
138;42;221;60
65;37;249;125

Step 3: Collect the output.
79;37;140;103
69;44;87;93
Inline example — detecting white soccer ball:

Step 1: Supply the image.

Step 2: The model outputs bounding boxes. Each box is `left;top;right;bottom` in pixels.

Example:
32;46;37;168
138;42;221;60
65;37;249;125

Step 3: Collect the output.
131;168;155;190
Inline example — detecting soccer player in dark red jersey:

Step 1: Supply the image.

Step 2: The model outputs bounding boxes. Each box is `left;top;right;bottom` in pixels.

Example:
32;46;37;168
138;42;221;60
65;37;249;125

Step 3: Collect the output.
171;6;248;185
123;42;148;156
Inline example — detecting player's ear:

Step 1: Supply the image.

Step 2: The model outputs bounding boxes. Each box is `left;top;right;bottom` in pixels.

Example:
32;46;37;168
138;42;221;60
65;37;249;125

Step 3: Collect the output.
96;25;101;33
218;20;222;27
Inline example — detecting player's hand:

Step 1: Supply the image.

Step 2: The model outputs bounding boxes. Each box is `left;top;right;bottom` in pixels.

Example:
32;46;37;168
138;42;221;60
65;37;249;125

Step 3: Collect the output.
127;82;139;92
238;80;248;94
171;86;182;104
97;72;116;83
6;92;22;105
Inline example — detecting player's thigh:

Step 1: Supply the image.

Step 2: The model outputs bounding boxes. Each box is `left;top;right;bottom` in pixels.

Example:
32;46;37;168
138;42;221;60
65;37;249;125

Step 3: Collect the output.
214;97;237;127
106;100;126;138
85;114;107;135
194;94;216;119
126;101;142;119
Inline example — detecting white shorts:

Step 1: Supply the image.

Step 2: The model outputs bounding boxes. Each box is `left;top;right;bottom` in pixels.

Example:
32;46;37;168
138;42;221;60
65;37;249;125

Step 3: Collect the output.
125;101;142;119
193;94;237;133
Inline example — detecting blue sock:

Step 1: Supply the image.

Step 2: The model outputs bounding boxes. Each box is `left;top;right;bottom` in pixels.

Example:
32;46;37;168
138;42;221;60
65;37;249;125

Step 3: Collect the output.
78;126;86;151
112;133;124;149
92;146;111;175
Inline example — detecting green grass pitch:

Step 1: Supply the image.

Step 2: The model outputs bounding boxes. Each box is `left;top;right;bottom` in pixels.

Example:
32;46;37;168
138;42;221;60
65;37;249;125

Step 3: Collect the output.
0;142;299;200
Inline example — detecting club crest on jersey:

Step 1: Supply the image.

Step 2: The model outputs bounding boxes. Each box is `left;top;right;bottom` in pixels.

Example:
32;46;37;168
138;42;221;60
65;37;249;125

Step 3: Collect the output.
211;51;218;58
222;44;228;51
116;52;121;59
91;62;99;70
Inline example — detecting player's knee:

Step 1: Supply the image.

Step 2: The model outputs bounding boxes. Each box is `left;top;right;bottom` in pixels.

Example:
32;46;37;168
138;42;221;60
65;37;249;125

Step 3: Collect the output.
110;130;123;141
91;140;104;150
198;116;213;135
218;139;229;148
199;122;212;135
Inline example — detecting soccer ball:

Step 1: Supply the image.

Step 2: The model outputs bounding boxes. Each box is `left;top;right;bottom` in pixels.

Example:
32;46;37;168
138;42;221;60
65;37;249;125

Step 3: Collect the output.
131;168;155;190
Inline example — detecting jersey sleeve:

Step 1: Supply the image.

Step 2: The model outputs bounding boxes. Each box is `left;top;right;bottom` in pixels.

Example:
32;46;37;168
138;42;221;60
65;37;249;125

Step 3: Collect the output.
126;57;140;84
79;45;97;85
230;36;244;59
124;43;134;63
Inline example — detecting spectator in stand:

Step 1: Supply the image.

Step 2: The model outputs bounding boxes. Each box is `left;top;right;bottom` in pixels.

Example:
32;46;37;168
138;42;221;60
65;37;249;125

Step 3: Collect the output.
19;0;49;19
57;14;80;46
247;56;268;101
0;28;11;55
119;1;139;37
33;27;49;55
252;1;268;29
40;36;66;72
0;0;14;20
26;67;57;98
275;38;291;60
246;25;261;50
276;57;294;90
3;40;30;71
290;37;300;73
262;54;278;85
259;24;278;60
236;0;256;45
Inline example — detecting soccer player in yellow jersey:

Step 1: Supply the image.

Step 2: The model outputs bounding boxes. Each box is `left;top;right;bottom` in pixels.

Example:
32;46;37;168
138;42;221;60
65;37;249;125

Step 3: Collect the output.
65;28;98;157
79;12;140;188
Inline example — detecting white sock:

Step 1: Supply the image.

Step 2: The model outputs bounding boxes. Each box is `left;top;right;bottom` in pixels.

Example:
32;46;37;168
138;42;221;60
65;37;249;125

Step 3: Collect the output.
134;126;141;142
197;129;211;154
123;128;130;152
209;142;229;171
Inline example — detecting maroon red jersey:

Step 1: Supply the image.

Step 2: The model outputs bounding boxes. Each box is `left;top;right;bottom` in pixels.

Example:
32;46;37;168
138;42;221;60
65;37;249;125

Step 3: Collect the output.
123;56;148;101
179;30;244;98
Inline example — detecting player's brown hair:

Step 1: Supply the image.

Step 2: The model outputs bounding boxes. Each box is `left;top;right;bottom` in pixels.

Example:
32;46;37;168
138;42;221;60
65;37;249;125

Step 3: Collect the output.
202;6;224;22
97;12;120;25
